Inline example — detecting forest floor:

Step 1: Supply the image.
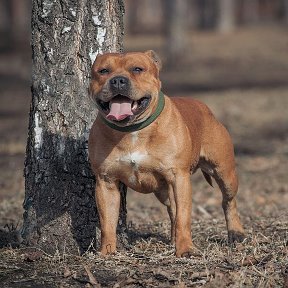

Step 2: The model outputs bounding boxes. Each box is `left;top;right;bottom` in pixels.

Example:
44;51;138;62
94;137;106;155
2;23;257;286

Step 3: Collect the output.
0;26;288;287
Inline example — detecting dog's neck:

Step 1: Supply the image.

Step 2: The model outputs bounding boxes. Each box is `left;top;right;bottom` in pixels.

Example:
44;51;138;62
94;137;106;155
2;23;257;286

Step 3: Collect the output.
99;91;165;133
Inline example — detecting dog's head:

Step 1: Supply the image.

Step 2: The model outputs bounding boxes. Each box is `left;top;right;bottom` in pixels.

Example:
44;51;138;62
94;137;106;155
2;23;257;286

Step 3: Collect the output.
90;50;162;127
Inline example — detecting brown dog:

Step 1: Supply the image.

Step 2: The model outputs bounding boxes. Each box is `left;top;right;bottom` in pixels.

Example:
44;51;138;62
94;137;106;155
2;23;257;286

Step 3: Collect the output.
88;50;245;257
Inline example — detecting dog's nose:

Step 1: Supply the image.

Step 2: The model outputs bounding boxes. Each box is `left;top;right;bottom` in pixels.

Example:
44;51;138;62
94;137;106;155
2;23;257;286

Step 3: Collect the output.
109;76;129;91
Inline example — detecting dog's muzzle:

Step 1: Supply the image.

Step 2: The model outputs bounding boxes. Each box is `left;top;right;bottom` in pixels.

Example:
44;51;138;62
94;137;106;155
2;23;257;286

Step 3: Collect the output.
96;77;151;122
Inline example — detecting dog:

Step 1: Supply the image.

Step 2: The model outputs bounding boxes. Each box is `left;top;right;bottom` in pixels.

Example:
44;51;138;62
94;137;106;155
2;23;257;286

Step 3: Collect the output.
88;50;245;257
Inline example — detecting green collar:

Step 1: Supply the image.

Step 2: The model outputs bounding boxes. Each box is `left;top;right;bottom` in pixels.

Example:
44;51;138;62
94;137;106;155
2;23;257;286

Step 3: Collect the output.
99;91;165;132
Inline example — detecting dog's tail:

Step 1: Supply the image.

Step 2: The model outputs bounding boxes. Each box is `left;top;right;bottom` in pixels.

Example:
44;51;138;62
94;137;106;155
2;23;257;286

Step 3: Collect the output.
201;170;213;187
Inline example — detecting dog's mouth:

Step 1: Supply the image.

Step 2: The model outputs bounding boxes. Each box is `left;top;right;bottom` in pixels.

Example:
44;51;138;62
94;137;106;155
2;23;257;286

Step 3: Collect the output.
96;94;151;122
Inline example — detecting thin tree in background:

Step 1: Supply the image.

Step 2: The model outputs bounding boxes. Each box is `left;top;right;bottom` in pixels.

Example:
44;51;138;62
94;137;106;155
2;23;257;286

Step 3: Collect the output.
166;0;188;67
242;0;259;23
22;0;126;254
218;0;236;33
284;0;288;23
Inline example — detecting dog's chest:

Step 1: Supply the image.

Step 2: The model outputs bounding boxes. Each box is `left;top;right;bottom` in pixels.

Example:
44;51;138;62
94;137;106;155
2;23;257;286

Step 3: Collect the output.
111;134;165;193
114;150;155;192
117;132;149;168
117;151;147;170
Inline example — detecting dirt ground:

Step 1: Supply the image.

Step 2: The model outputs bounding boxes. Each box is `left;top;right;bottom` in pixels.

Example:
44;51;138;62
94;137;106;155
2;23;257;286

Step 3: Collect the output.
0;26;288;287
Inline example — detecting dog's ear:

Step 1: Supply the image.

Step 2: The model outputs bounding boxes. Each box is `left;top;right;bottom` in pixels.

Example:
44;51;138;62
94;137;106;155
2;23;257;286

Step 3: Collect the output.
145;50;162;71
94;53;103;63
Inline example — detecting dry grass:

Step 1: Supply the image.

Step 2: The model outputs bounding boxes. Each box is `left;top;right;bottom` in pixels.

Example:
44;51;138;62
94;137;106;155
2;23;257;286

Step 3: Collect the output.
1;214;287;287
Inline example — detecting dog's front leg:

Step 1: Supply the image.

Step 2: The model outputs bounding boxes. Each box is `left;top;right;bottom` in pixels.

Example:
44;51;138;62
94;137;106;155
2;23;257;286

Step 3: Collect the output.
95;176;120;255
172;172;194;257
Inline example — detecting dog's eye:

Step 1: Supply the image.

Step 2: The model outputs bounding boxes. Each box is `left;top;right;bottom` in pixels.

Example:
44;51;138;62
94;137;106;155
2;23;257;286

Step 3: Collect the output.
98;68;110;75
132;67;144;73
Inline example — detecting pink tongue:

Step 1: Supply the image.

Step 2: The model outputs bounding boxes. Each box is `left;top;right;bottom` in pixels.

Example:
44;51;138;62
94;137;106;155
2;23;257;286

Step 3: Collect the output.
107;98;133;121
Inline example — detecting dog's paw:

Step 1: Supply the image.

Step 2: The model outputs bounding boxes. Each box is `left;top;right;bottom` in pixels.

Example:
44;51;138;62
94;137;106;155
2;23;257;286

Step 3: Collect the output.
176;246;202;258
228;230;246;244
100;244;116;256
181;250;201;258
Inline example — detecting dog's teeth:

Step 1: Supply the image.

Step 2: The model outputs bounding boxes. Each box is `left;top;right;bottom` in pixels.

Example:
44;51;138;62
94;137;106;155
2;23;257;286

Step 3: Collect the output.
132;101;138;110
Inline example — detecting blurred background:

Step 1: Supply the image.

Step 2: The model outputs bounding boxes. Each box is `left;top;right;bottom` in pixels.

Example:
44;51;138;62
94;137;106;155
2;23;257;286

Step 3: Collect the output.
0;0;288;244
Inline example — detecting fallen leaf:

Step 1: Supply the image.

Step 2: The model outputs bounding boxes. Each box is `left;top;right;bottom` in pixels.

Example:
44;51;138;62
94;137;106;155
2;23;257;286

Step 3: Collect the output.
23;250;43;262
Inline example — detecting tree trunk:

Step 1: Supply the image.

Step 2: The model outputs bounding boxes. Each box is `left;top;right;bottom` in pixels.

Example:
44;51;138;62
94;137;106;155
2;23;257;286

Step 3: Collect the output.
242;0;259;24
198;0;218;29
284;0;288;24
165;0;188;67
22;0;126;254
217;0;236;33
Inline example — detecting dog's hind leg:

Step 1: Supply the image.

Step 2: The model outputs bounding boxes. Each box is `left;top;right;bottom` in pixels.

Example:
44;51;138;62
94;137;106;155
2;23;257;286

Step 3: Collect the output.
215;165;245;244
202;121;245;244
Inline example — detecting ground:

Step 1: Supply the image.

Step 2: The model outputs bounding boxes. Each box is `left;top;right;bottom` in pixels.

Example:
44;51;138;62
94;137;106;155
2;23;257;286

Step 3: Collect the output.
0;26;287;287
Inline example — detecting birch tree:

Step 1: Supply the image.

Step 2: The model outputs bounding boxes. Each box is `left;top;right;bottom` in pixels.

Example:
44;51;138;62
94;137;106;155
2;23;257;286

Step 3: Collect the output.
22;0;126;254
166;0;188;67
218;0;236;33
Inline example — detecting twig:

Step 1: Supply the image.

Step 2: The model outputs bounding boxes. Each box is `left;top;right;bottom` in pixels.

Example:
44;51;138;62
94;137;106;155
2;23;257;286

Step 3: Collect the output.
190;270;215;280
83;264;101;288
197;205;212;218
241;254;272;267
11;279;34;284
244;268;270;279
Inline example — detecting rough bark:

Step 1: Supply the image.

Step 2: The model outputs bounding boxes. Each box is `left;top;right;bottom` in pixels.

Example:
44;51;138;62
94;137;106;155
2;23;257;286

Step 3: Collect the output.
22;0;126;254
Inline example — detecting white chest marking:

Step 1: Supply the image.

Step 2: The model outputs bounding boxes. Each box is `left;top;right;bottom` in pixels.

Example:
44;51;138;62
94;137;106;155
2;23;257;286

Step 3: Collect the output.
131;131;138;145
119;151;147;170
